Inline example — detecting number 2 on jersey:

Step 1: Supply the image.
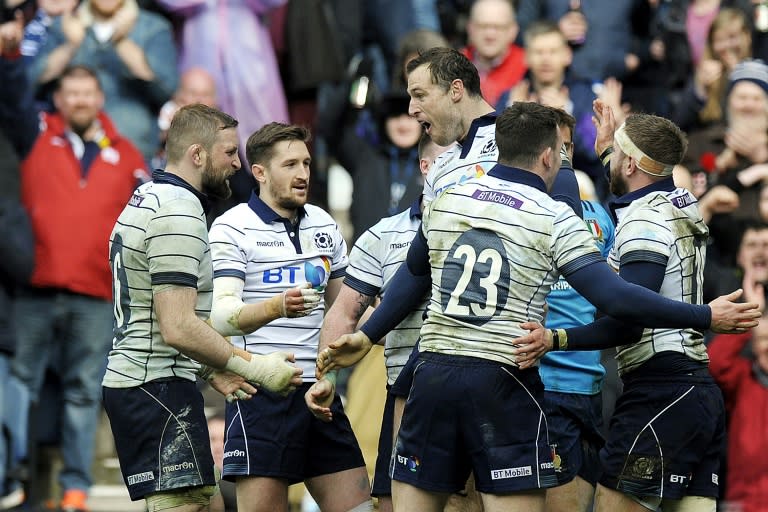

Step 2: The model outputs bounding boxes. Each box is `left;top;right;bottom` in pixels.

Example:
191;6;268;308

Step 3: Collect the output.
440;229;510;325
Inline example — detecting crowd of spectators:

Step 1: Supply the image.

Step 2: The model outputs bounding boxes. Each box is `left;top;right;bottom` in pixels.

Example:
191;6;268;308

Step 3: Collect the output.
2;0;768;510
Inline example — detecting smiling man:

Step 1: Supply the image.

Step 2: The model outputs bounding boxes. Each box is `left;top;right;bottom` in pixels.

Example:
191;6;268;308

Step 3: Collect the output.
104;104;302;512
208;123;373;512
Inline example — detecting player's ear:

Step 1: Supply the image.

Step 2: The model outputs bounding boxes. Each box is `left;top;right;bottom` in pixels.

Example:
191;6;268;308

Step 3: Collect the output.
541;146;553;170
188;144;205;167
450;78;464;102
251;163;266;183
626;156;637;176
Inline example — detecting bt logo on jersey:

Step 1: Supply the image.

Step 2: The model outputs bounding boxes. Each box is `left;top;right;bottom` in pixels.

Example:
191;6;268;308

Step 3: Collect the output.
305;256;331;290
262;257;331;289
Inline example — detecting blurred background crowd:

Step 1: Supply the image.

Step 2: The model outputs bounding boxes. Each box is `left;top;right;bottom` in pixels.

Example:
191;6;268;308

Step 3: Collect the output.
2;0;768;510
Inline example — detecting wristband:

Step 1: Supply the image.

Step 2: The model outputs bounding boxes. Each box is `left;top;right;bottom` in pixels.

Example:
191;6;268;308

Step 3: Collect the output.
551;329;568;351
599;146;614;167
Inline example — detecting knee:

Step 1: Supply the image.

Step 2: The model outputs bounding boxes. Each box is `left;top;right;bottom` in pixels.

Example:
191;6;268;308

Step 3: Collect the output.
346;501;375;512
145;486;217;511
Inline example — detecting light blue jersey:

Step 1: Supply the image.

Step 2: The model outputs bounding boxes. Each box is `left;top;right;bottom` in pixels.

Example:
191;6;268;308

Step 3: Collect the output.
540;200;615;395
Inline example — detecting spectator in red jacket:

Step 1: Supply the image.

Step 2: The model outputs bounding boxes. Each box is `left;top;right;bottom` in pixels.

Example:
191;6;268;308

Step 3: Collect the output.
10;64;147;512
709;304;768;512
461;0;526;106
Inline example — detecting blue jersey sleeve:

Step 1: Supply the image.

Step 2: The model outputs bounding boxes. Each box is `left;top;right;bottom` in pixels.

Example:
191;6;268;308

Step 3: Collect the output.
564;260;666;349
564;261;711;330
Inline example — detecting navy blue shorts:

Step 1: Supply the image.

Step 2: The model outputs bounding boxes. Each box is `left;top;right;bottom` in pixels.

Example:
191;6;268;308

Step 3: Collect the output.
102;379;216;501
543;391;604;486
392;352;557;494
390;343;419;398
222;382;365;484
599;373;726;500
371;389;396;497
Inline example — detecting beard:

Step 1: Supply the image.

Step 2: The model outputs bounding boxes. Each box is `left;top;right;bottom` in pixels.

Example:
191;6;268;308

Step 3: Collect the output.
201;161;233;200
609;174;628;197
269;181;307;212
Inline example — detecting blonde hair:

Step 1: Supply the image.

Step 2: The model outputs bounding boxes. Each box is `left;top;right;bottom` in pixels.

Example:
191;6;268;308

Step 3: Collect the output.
699;8;752;123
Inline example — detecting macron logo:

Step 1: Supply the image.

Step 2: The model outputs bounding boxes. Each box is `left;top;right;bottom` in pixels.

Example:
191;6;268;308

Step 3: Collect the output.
223;449;245;458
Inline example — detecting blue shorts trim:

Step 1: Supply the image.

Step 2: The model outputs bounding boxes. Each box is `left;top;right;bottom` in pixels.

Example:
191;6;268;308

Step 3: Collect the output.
392;352;557;494
222;382;365;484
102;379;215;501
599;375;726;500
543;391;604;486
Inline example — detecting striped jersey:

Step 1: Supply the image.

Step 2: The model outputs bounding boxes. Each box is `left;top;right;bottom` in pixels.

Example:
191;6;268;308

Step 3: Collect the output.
419;165;603;366
541;200;615;395
422;113;498;207
208;194;348;381
344;201;426;385
104;171;212;388
609;181;709;376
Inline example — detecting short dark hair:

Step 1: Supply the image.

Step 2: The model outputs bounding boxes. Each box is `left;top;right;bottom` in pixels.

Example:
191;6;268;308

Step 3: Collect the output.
623;113;688;169
246;123;311;168
550;107;575;136
523;20;566;48
56;65;102;91
405;47;482;97
496;102;559;168
165;104;238;165
417;132;433;159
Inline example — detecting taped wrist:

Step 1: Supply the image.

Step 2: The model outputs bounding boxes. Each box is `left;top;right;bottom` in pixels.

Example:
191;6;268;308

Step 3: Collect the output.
224;352;297;394
197;364;215;381
211;276;247;336
599;146;614;167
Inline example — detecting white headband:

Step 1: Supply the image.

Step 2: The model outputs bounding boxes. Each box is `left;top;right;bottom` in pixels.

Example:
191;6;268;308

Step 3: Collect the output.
614;123;675;177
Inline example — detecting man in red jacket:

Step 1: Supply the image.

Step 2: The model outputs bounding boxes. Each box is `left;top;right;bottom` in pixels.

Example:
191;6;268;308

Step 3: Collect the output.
709;220;767;511
460;0;526;107
709;308;768;512
10;64;147;512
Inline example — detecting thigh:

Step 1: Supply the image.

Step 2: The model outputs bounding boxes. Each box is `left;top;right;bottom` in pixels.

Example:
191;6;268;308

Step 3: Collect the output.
223;384;364;484
599;380;726;501
465;365;557;494
103;379;215;501
392;354;557;495
11;294;56;392
235;476;289;512
543;391;604;486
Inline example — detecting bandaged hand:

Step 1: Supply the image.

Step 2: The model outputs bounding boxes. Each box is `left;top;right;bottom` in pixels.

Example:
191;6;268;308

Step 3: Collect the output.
225;351;303;395
207;370;258;403
277;283;321;318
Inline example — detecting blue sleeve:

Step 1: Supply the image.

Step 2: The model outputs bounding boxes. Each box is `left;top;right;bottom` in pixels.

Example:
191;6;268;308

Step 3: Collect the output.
564;261;665;349
550;166;583;219
563;260;711;330
359;228;431;341
0;57;38;159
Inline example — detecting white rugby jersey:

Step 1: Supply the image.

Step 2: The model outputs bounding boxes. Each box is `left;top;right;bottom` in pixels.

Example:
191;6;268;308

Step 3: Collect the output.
345;201;426;385
104;171;212;388
209;194;348;381
609;181;709;376
422;114;498;207
420;165;603;366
